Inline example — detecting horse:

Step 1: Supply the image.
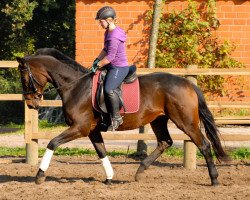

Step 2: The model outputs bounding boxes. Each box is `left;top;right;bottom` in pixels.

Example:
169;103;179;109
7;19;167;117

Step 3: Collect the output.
17;48;229;186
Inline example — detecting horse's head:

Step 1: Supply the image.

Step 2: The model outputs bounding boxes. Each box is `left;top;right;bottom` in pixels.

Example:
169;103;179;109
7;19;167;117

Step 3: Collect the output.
16;56;47;109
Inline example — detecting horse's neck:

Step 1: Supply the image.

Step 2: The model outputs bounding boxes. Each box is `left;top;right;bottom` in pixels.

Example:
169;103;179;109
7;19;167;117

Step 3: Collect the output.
48;63;85;88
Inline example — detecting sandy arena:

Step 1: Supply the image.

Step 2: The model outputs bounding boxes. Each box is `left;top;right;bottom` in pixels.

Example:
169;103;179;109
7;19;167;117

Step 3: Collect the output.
0;154;249;200
0;125;250;200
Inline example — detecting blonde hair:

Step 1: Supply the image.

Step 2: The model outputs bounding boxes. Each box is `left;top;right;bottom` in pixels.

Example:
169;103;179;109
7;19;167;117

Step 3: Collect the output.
106;17;118;24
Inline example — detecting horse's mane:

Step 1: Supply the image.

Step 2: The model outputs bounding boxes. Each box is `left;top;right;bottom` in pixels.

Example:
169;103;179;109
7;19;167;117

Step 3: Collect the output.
35;48;90;73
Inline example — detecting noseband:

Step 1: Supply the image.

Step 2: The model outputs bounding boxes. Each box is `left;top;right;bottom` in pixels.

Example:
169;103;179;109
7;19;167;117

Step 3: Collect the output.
18;63;44;97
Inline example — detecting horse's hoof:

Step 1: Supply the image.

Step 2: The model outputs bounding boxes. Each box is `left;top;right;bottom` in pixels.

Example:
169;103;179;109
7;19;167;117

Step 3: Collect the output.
104;179;112;185
35;169;46;185
211;180;219;186
35;176;46;185
135;173;145;182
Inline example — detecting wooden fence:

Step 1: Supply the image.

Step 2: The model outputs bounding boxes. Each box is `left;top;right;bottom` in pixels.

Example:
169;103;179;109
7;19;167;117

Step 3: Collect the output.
1;61;250;167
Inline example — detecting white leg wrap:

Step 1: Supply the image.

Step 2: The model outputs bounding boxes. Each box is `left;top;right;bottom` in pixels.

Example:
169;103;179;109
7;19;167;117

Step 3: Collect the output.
39;149;54;172
101;156;114;179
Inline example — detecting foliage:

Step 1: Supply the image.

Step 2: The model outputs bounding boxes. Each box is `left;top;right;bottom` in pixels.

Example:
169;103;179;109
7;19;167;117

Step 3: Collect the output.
0;0;38;95
0;0;38;59
0;68;22;94
26;0;75;57
0;101;24;124
0;0;75;92
0;0;75;124
0;0;75;60
152;0;244;94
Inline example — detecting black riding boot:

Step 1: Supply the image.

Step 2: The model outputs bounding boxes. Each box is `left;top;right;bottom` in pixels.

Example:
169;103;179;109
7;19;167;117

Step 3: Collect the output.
105;90;123;131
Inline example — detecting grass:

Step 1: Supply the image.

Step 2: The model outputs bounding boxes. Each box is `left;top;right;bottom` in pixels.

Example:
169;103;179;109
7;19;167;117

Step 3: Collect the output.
1;121;249;160
213;108;250;117
38;120;66;129
229;147;250;160
0;123;24;135
0;146;249;160
0;120;67;135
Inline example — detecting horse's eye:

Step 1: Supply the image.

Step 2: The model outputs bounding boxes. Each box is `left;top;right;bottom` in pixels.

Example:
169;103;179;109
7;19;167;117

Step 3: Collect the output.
37;93;42;98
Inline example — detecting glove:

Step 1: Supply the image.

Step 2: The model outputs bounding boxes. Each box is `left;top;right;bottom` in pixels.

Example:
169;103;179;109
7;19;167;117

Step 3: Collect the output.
91;58;100;73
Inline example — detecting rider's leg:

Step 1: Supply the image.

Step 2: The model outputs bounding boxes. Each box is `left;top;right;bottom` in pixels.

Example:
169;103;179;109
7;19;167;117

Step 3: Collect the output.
105;89;123;130
104;65;129;131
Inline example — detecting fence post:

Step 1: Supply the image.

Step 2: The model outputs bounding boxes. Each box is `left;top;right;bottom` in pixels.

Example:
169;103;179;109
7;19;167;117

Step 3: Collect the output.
25;103;39;165
183;65;197;169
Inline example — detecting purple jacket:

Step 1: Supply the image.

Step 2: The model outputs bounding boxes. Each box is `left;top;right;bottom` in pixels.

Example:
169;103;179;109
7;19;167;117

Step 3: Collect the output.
104;26;128;67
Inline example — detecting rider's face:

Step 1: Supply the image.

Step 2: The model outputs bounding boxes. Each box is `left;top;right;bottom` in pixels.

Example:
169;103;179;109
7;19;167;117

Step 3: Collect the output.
99;19;108;29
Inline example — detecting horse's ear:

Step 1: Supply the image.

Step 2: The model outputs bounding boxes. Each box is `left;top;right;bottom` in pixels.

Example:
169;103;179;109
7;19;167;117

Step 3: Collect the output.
16;57;25;66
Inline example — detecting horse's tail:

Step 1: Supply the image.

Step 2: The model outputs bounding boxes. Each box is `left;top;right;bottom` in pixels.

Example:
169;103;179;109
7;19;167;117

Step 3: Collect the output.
192;84;230;162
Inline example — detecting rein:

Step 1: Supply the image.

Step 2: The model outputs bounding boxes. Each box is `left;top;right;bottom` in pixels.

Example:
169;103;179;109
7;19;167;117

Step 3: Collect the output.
42;71;93;95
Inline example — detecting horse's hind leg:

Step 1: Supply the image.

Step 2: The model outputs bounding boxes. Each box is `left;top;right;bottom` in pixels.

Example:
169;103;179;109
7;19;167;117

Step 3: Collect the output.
187;129;219;186
88;129;113;185
135;115;173;181
179;115;219;186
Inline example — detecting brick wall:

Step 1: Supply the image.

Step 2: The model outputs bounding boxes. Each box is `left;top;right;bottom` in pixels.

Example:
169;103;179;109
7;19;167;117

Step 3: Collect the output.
76;0;250;68
76;0;250;102
76;0;153;67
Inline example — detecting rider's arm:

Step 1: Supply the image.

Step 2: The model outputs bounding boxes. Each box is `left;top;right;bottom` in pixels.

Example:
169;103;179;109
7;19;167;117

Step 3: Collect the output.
97;49;107;60
98;39;120;68
97;56;110;68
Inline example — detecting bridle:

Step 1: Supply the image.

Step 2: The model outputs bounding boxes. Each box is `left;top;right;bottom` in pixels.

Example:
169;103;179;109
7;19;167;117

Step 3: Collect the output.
18;62;44;98
19;62;93;97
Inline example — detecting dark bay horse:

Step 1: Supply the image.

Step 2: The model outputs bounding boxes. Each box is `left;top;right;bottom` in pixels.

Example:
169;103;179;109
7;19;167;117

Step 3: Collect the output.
17;48;229;186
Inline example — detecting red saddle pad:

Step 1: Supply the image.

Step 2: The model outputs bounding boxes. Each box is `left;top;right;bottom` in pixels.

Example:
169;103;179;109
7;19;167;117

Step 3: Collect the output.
92;71;140;114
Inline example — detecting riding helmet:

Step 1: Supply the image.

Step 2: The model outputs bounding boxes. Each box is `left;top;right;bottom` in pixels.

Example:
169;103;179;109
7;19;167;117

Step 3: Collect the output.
95;6;116;20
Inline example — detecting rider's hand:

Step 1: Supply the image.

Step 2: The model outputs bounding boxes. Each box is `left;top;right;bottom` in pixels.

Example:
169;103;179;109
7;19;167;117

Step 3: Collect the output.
91;58;100;73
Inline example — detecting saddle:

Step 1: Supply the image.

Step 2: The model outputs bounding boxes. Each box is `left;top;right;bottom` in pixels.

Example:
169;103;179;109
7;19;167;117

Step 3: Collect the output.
92;65;140;114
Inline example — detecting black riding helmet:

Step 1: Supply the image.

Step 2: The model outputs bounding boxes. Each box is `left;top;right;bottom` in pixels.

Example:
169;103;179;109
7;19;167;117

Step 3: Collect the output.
95;6;116;20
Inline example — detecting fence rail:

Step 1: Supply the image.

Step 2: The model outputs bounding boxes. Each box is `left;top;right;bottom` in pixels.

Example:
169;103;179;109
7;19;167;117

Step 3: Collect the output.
1;61;250;167
32;131;250;141
1;61;250;75
2;94;250;124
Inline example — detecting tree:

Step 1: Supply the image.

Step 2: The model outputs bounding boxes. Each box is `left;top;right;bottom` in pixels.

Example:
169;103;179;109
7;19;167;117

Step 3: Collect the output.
153;0;244;94
0;0;38;59
147;0;163;69
26;0;75;57
0;0;75;124
0;0;76;94
138;0;163;156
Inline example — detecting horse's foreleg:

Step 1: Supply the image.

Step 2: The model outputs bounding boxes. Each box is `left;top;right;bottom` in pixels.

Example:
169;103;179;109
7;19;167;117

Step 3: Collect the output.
35;126;83;185
135;116;173;181
89;130;113;185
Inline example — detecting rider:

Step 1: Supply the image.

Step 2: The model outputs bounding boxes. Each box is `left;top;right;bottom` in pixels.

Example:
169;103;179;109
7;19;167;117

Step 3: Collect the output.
92;6;129;131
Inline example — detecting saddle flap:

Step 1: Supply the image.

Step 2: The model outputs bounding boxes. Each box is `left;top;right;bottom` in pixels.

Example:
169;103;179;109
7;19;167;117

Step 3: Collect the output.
96;70;107;113
92;70;140;114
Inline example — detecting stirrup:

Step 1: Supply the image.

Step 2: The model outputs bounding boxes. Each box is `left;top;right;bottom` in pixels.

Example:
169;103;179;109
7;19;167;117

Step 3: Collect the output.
100;122;109;131
107;117;123;131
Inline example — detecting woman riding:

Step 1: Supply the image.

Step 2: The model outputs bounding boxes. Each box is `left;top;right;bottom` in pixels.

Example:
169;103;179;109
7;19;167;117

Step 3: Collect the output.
92;6;130;131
